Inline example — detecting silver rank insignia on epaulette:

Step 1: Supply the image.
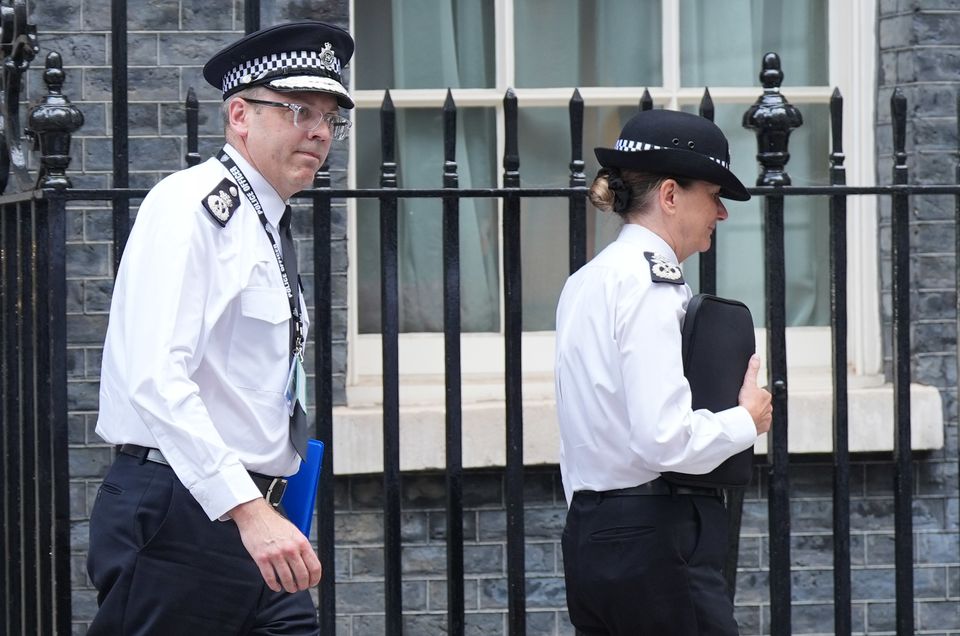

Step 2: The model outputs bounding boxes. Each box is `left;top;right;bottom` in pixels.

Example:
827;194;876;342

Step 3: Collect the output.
202;178;241;227
644;251;684;284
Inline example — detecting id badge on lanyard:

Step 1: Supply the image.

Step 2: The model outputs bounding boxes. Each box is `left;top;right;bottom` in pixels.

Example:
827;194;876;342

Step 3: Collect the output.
284;353;307;416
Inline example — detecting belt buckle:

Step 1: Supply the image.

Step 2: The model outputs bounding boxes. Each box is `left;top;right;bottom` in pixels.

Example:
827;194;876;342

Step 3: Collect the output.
265;478;288;508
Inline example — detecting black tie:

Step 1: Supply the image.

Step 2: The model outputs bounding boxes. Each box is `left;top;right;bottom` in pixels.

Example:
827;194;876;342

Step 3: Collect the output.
279;206;309;460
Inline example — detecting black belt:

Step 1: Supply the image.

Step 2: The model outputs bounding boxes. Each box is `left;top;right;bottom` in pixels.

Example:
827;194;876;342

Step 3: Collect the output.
117;443;288;508
574;477;723;502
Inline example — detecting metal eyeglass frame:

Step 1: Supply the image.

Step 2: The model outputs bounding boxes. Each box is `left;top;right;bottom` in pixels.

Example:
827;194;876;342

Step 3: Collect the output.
240;96;352;140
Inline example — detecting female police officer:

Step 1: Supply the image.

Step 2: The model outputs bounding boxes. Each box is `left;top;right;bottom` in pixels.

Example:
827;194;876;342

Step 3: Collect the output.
555;109;772;635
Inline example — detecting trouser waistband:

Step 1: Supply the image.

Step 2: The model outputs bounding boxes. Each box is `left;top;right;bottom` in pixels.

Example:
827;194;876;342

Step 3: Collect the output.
116;443;287;508
573;477;723;502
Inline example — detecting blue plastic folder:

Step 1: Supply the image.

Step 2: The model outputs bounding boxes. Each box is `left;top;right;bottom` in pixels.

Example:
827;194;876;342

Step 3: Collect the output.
281;439;324;537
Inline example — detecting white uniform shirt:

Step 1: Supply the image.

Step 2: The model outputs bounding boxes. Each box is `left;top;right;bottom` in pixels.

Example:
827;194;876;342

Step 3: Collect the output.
97;144;309;521
554;224;757;504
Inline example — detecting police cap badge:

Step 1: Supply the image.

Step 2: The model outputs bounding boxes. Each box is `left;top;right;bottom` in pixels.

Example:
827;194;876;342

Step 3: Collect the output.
203;21;355;109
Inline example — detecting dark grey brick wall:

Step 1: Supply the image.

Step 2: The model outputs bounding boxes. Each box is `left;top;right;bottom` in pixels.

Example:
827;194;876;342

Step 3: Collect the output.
27;1;351;632
875;1;960;635
331;468;573;635
18;0;960;633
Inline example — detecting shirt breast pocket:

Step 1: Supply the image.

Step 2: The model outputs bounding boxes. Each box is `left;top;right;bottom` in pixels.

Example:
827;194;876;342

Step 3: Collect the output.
227;286;290;393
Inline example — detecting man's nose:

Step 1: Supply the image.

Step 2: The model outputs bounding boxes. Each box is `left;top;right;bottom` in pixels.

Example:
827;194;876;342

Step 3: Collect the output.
307;118;330;141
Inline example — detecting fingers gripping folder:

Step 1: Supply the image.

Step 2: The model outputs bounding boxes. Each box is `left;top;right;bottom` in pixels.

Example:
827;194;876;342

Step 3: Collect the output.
281;438;325;536
661;294;755;489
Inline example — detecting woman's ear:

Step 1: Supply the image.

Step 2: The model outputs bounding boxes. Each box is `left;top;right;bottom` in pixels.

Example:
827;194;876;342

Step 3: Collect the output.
658;178;680;217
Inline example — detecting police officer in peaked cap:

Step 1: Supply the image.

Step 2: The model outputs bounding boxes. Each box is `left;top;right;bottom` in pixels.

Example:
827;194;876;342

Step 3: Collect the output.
87;21;354;634
555;109;773;635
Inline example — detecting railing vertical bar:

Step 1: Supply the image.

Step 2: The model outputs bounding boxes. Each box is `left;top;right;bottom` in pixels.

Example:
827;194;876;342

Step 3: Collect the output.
568;89;586;273
0;196;7;636
244;0;261;34
185;88;201;167
502;87;526;636
743;52;800;636
698;89;718;295
110;0;129;272
640;88;653;111
764;186;791;636
829;88;852;636
312;167;336;636
442;90;465;636
890;88;914;636
4;198;23;635
379;90;403;636
699;88;744;599
45;190;71;635
34;199;54;635
956;93;960;636
20;200;38;635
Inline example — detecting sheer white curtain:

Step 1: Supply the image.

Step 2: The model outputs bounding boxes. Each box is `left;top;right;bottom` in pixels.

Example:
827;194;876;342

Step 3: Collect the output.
355;0;500;333
355;0;831;332
681;0;830;326
514;0;661;329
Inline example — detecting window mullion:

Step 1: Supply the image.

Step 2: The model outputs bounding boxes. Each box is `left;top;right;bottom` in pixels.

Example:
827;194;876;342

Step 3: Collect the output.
496;0;515;90
662;0;681;108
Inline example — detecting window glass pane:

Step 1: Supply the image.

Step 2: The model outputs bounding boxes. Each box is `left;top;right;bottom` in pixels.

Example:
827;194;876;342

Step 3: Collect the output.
515;0;662;88
518;105;639;331
680;0;828;87
356;107;500;333
517;107;568;331
684;103;831;327
354;0;495;90
584;106;641;259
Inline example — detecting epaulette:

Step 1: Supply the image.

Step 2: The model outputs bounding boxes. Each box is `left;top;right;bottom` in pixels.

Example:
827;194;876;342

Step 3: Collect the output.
644;251;684;284
201;178;241;227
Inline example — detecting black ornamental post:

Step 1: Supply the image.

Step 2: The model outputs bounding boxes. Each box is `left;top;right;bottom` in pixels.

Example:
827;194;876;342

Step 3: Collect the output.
742;51;802;636
26;52;84;189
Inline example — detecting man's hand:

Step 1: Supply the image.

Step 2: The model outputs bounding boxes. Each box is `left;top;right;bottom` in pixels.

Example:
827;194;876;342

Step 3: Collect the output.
229;497;322;593
738;354;772;435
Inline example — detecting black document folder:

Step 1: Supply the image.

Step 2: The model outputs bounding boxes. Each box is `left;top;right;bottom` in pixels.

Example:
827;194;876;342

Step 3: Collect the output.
661;294;756;488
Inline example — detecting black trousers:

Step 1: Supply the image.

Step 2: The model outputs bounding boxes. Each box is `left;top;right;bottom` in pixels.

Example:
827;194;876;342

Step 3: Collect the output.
87;453;319;635
562;489;738;636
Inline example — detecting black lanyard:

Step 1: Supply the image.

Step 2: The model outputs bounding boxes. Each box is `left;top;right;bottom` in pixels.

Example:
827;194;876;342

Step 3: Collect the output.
217;149;303;359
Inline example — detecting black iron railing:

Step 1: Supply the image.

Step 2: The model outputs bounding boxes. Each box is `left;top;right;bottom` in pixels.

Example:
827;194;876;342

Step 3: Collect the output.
3;5;960;636
1;22;81;635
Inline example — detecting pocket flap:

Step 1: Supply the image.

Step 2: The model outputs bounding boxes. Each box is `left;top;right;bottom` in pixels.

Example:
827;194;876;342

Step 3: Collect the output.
240;287;290;325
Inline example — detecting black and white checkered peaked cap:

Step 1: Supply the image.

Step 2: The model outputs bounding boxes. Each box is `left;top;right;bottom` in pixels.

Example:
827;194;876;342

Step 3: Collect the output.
595;109;749;201
203;21;355;109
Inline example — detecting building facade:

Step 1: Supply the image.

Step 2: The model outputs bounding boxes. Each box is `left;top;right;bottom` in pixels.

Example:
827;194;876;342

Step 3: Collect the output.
26;0;960;633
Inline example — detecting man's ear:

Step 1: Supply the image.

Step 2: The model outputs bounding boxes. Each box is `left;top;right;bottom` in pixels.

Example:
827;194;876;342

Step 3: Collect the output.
658;178;680;217
227;97;251;138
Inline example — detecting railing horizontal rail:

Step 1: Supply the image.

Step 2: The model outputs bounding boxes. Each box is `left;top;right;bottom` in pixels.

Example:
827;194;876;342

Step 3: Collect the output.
58;183;960;204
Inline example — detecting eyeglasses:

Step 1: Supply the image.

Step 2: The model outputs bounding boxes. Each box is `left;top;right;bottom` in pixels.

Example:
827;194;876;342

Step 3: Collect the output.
240;97;352;140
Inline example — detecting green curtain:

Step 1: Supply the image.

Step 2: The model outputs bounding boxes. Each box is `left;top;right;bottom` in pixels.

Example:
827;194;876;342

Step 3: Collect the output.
681;0;830;326
356;0;500;333
355;0;830;332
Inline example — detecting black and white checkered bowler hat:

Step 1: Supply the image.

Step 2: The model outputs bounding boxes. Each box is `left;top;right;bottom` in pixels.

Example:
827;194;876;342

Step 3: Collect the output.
595;109;749;201
203;21;355;109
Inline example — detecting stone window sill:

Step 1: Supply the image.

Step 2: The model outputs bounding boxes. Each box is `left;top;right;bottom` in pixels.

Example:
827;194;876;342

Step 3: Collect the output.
331;377;943;475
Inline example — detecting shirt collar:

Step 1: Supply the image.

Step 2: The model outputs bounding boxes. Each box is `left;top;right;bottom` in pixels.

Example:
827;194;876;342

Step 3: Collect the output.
616;223;680;263
222;143;287;229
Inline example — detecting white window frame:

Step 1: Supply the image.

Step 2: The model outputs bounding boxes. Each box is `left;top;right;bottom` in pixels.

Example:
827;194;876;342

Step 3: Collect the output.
331;0;944;474
345;0;880;401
